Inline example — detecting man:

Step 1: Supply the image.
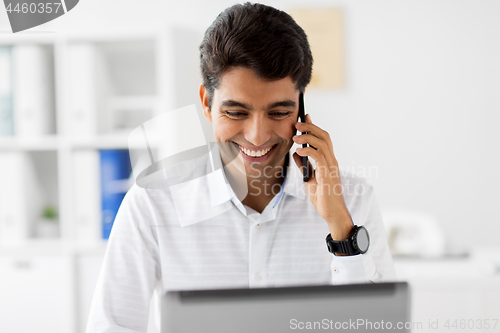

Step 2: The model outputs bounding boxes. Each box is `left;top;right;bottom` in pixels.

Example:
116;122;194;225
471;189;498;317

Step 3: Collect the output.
87;2;395;332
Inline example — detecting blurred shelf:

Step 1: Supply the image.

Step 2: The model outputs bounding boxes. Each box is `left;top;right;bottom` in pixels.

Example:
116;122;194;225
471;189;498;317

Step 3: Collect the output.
0;30;158;44
0;33;58;45
0;135;60;151
59;30;159;43
0;238;66;255
0;239;109;255
68;134;131;150
72;241;109;256
0;131;147;151
0;134;139;150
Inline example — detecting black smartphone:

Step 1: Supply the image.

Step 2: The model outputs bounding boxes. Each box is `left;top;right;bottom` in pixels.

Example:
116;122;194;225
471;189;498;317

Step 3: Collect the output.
298;91;311;182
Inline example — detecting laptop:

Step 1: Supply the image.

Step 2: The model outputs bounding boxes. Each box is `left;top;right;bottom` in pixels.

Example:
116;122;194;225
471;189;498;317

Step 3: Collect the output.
162;282;411;332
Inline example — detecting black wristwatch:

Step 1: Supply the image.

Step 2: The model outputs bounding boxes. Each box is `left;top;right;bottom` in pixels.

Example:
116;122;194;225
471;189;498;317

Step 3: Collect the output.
326;225;370;256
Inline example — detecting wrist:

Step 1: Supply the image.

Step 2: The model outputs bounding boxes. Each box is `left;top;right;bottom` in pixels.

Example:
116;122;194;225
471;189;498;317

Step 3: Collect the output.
326;225;370;256
326;213;353;241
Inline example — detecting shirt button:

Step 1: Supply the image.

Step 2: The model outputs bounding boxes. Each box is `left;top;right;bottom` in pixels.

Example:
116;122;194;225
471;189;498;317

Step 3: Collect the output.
333;267;340;274
253;272;262;281
256;224;260;229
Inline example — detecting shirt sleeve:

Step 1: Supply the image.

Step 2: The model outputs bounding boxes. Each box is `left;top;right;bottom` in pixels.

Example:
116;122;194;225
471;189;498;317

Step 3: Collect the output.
86;184;162;333
330;177;397;284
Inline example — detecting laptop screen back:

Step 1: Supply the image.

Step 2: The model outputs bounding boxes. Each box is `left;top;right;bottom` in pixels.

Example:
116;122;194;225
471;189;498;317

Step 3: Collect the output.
162;282;411;333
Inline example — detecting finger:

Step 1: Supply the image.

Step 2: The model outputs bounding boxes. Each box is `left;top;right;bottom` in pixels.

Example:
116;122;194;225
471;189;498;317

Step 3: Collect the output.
296;146;328;170
293;133;322;146
295;122;334;153
305;113;312;124
292;152;315;180
292;151;304;172
293;133;335;167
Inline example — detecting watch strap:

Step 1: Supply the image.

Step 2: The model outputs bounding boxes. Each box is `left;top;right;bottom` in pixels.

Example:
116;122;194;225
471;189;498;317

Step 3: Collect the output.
326;233;357;255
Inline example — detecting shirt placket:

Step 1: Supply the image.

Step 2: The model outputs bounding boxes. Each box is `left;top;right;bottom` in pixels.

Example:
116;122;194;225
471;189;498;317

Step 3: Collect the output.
247;200;279;288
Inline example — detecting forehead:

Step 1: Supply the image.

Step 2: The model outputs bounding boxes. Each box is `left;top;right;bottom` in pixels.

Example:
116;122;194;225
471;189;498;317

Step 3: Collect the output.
215;67;298;104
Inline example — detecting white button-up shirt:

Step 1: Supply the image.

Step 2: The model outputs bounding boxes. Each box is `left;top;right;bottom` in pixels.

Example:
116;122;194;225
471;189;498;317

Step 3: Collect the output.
86;145;396;333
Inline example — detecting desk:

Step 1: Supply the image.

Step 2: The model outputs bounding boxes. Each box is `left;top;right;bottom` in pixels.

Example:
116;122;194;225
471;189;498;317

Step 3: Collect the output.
394;252;500;333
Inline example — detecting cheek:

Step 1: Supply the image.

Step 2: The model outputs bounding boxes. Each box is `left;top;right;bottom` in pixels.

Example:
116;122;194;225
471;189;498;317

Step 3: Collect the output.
280;119;298;139
213;118;237;140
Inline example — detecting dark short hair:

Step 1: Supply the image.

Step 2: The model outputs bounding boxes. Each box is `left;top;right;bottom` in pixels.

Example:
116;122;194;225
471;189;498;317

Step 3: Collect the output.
199;2;313;110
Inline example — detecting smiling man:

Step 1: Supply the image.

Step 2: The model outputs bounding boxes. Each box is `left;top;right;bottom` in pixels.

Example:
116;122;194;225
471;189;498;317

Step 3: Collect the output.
203;66;298;213
201;65;355;242
87;2;396;332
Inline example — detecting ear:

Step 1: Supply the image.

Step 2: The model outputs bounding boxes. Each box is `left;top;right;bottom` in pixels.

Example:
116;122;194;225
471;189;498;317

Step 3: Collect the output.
199;83;212;122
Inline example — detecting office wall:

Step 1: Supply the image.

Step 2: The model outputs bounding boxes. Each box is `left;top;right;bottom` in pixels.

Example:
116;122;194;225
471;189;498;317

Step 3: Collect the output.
1;0;498;251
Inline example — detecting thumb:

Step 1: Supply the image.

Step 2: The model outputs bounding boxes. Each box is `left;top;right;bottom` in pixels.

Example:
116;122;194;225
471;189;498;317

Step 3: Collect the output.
293;152;314;179
292;152;304;173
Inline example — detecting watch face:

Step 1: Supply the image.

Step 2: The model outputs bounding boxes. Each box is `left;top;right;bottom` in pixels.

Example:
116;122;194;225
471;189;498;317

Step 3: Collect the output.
356;227;370;253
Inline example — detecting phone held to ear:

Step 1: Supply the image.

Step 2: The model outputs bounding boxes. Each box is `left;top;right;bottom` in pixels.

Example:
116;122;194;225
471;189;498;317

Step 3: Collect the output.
298;91;311;182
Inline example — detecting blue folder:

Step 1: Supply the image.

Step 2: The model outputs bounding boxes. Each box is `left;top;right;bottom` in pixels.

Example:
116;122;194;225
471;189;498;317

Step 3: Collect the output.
99;149;132;240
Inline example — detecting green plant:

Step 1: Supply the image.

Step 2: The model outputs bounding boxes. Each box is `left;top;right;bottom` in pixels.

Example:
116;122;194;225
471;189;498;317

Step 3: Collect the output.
42;205;57;220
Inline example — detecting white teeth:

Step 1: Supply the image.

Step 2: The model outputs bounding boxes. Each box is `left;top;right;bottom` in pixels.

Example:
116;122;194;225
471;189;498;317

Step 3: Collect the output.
238;145;272;157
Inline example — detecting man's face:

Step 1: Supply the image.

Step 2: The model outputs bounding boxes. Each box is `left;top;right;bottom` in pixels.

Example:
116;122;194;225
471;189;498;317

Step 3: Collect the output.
200;66;300;180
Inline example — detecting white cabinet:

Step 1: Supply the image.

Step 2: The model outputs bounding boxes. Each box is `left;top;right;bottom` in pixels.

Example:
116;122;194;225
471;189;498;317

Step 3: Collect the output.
394;257;500;333
0;251;72;333
76;253;105;333
0;27;203;333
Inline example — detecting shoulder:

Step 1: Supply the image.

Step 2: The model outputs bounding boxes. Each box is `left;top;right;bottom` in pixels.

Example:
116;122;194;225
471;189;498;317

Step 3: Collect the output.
122;151;213;225
136;149;211;191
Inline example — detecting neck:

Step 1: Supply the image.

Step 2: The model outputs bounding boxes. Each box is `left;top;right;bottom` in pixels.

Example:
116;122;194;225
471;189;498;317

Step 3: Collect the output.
222;153;288;213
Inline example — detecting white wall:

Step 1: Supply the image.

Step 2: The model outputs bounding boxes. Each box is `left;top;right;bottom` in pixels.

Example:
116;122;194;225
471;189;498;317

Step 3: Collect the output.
2;0;499;250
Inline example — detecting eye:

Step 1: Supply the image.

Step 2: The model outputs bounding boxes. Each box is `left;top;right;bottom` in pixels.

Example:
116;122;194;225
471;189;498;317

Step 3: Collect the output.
223;111;247;119
269;111;292;119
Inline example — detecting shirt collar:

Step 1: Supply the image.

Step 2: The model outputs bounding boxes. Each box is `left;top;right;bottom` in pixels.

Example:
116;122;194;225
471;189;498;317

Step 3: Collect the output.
281;150;307;200
172;143;308;226
206;143;233;207
208;144;307;209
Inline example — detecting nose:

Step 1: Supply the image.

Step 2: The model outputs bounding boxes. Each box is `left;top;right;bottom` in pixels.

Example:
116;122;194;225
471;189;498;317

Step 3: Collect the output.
244;113;271;147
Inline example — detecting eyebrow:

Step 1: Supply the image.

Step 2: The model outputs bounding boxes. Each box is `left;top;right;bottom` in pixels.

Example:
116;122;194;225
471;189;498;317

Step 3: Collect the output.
220;99;296;111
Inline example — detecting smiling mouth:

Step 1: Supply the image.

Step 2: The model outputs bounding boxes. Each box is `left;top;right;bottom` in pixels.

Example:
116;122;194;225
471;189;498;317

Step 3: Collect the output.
236;144;275;158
